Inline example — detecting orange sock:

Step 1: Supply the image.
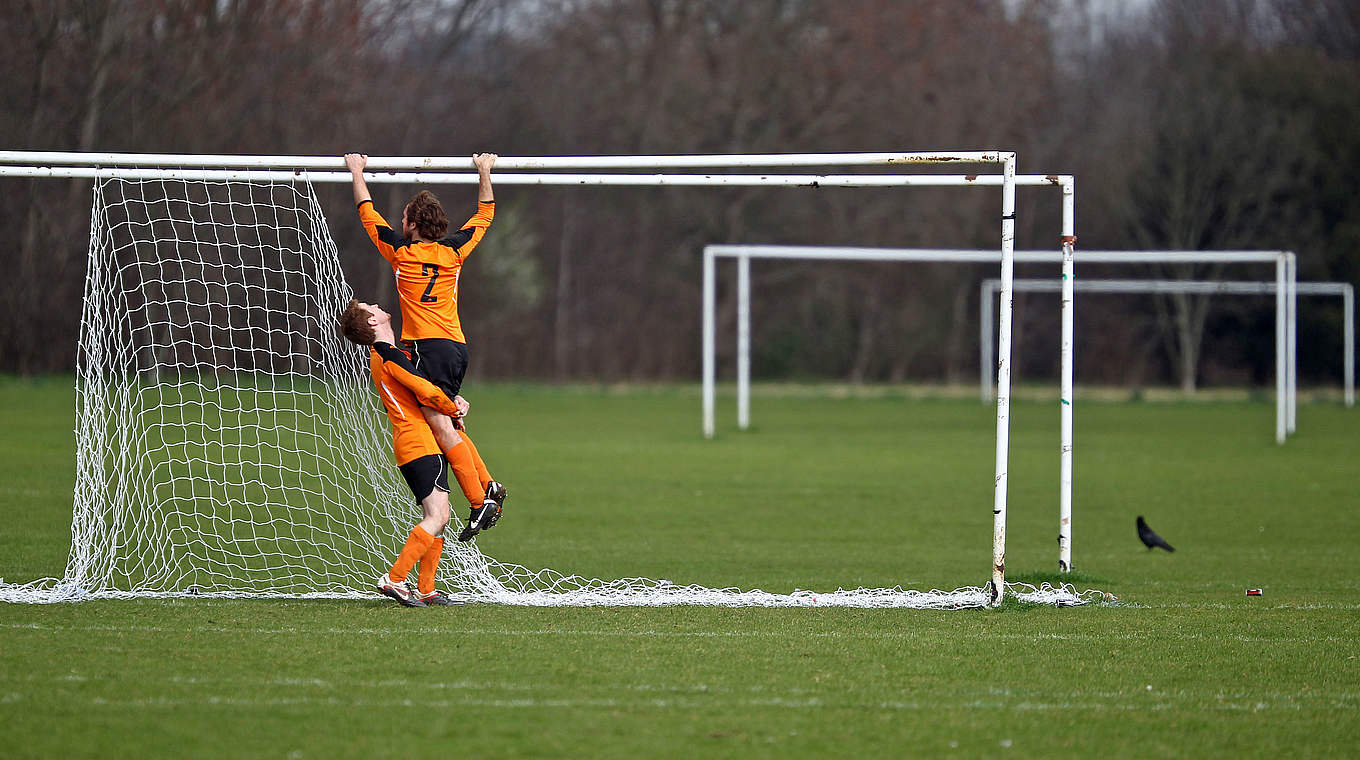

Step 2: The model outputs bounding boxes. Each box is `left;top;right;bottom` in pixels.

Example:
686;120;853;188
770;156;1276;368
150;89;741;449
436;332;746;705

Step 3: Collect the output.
389;525;436;583
443;431;485;507
417;537;445;595
460;433;493;490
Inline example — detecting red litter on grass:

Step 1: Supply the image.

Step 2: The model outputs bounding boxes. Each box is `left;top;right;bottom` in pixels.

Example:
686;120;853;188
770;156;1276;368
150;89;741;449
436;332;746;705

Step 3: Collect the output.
1246;588;1263;596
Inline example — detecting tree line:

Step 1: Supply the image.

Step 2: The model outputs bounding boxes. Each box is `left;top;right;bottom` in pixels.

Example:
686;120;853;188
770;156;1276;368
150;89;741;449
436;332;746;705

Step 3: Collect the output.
2;0;1356;391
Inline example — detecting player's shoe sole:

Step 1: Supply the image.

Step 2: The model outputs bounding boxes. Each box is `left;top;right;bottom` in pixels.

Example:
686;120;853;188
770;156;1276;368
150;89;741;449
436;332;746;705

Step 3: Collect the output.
414;592;462;606
485;481;508;509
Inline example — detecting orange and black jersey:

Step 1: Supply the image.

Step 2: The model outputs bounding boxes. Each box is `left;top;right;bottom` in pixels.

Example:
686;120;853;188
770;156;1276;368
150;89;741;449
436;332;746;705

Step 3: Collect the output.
368;341;462;466
358;199;494;344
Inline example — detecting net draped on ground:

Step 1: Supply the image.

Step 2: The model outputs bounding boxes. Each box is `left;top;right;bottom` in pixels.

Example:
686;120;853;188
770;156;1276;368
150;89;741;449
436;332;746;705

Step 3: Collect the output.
0;178;1109;608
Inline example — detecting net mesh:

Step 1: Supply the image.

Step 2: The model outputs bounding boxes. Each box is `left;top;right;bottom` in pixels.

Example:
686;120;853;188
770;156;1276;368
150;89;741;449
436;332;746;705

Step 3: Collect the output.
0;177;1109;608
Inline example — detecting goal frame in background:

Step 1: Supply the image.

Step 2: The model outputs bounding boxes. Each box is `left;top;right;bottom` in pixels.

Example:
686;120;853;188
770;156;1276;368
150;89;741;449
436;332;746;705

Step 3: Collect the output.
0;150;1049;607
981;275;1354;417
709;249;1305;441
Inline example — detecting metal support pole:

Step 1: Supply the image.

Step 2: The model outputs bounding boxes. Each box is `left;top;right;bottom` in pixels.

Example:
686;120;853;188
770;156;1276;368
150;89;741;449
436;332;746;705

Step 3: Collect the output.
703;250;716;439
737;256;751;431
1058;179;1076;573
981;280;995;404
1287;253;1298;434
1346;285;1355;408
990;155;1017;607
1276;257;1287;445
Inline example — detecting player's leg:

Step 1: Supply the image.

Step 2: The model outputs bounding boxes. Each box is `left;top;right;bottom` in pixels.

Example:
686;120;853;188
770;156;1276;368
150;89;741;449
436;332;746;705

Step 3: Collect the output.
415;461;451;538
426;407;504;541
405;338;494;542
426;409;483;504
414;489;458;606
459;431;506;529
424;409;493;541
423;406;462;453
379;525;434;606
378;454;450;606
460;432;497;493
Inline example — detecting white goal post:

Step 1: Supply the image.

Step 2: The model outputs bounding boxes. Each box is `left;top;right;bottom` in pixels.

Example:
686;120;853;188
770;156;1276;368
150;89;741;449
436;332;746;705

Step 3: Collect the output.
981;277;1354;422
0;150;1102;608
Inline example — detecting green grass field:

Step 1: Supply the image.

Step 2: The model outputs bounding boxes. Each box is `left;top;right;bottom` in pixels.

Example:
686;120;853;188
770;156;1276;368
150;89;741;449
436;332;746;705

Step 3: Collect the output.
2;376;1358;758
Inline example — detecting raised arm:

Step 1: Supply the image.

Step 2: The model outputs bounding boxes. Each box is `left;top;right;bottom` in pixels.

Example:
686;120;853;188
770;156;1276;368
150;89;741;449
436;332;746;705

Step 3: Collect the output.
473;153;496;202
444;159;497;259
346;153;372;206
347;153;403;262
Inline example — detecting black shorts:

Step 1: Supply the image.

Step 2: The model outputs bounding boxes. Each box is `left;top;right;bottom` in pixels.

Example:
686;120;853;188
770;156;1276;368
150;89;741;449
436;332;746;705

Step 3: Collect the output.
402;338;469;401
398;454;450;504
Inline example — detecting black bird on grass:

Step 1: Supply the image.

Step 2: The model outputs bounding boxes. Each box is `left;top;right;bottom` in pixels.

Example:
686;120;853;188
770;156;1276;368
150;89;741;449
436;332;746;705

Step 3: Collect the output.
1137;516;1175;552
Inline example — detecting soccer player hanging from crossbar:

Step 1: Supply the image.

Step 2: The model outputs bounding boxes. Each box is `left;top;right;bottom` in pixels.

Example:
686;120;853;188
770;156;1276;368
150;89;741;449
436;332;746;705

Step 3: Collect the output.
345;152;507;540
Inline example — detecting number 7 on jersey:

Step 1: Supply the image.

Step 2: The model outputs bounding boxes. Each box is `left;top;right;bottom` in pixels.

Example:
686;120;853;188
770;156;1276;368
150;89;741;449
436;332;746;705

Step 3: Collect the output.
420;263;440;303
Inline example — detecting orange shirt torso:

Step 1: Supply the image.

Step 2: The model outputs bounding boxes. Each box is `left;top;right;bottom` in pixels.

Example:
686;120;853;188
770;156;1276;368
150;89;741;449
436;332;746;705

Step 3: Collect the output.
358;200;494;344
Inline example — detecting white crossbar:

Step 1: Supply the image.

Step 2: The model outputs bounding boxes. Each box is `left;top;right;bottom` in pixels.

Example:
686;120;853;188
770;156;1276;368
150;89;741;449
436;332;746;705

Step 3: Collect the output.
0;167;1040;188
0;149;1014;170
711;247;1286;264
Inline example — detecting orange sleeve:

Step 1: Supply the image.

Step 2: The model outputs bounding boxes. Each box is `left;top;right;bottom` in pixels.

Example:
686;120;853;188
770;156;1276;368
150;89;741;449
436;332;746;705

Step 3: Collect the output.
441;201;495;264
372;342;462;418
357;200;405;264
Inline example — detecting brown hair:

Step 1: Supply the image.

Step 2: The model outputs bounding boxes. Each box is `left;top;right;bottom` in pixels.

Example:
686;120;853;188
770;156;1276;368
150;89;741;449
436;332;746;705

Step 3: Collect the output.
338;299;376;345
404;190;449;240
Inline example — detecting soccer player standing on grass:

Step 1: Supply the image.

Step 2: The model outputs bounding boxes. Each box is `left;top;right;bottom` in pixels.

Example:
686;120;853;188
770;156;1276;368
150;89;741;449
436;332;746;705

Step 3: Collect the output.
339;299;501;606
346;151;506;542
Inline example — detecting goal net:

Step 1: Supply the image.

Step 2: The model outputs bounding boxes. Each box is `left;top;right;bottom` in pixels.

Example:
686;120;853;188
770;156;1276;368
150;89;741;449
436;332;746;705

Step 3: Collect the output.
0;176;1106;608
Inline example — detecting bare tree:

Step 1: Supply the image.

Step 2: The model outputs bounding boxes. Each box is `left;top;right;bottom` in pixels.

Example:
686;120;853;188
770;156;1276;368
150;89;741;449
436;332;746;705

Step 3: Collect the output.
1093;1;1321;391
0;0;1355;388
